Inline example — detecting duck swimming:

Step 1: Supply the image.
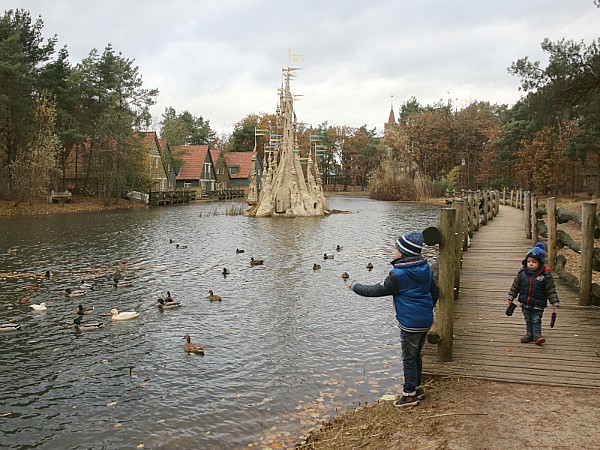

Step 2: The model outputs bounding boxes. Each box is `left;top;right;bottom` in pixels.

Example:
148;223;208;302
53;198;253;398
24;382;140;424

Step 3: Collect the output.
366;262;374;270
157;298;181;309
222;268;230;276
250;257;264;266
341;272;349;279
79;280;94;290
65;288;86;298
323;253;334;260
336;245;343;251
183;335;204;354
77;304;94;315
0;323;21;332
72;317;103;330
30;302;47;311
208;290;222;301
313;263;321;270
113;278;133;288
176;244;188;249
109;308;139;320
236;248;245;254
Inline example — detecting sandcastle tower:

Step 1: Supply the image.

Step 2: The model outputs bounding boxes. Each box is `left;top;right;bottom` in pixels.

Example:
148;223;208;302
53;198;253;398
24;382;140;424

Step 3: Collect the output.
245;59;329;218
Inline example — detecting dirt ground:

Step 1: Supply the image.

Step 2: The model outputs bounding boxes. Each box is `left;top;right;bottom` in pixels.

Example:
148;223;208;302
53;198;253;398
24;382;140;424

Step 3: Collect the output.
0;196;147;217
301;376;600;449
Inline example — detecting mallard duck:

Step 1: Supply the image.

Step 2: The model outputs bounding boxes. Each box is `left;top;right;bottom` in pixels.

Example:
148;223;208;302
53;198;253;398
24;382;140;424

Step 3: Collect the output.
323;253;334;260
176;244;188;249
157;298;181;309
336;245;343;251
366;262;374;270
0;323;21;332
113;278;133;288
20;284;39;292
30;302;47;311
77;304;94;315
341;272;349;279
183;335;204;354
169;238;175;244
250;257;264;266
109;308;139;320
72;317;103;330
65;288;86;298
17;296;31;304
208;290;222;301
313;263;321;270
222;268;230;276
79;280;94;290
163;291;173;301
236;248;245;254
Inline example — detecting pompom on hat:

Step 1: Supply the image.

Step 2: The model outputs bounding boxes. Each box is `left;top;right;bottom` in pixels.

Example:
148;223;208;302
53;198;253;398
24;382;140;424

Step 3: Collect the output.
396;231;425;256
526;242;546;265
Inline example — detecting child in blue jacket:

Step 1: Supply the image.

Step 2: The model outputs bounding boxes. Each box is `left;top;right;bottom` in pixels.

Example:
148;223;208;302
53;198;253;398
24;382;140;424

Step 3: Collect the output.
507;242;560;345
347;231;439;407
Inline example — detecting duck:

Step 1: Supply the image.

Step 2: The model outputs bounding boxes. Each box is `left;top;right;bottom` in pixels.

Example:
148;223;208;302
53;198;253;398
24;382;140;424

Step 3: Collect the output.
77;304;94;315
341;272;349;279
169;238;175;244
250;257;264;266
366;262;374;270
109;308;139;320
113;277;133;288
183;335;205;354
157;298;181;309
72;317;103;331
0;323;21;332
17;296;31;304
79;280;94;290
336;245;343;251
7;247;17;253
208;290;222;301
163;291;173;301
65;288;86;298
19;284;39;292
44;270;52;279
222;268;230;276
30;302;47;311
323;253;334;260
176;244;188;249
313;263;321;270
236;248;245;254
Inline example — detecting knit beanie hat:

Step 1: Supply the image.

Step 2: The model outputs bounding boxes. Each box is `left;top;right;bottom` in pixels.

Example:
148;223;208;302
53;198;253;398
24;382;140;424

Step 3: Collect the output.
396;231;424;256
526;242;545;265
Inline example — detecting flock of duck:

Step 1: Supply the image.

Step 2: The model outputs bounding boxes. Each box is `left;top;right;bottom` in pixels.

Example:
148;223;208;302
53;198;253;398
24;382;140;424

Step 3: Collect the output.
2;242;375;356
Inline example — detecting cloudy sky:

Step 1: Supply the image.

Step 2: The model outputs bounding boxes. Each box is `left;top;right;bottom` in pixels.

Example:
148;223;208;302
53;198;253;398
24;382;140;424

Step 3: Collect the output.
10;0;600;136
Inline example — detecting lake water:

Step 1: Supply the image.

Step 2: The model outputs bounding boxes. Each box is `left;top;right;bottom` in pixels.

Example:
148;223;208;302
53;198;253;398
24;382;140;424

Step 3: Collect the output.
0;196;439;449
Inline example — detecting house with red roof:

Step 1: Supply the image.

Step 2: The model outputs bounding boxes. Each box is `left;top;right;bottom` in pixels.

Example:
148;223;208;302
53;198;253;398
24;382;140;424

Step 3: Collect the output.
173;144;216;193
223;151;263;191
137;132;172;191
212;149;231;190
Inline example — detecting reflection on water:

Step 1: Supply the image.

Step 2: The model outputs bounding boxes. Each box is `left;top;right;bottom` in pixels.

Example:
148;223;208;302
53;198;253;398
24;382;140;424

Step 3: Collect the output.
0;196;439;449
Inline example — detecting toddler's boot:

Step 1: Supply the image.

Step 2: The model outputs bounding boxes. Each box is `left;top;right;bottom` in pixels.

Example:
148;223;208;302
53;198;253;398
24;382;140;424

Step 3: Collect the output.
520;334;533;343
533;335;545;345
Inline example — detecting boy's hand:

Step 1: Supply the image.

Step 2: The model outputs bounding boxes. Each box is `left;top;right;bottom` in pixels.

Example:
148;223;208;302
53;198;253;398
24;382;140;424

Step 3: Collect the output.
507;299;513;305
552;303;559;310
346;282;352;289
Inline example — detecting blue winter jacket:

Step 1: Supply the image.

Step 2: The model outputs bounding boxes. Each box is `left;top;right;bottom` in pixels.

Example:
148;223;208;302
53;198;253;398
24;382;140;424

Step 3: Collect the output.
350;256;439;332
508;264;560;310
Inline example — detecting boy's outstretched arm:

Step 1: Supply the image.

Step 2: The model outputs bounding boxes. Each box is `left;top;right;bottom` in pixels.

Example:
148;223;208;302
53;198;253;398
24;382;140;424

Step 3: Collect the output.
507;274;520;303
545;274;560;308
348;273;399;297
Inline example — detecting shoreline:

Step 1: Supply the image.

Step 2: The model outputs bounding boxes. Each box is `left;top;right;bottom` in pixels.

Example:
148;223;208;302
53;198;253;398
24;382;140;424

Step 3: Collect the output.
0;197;148;217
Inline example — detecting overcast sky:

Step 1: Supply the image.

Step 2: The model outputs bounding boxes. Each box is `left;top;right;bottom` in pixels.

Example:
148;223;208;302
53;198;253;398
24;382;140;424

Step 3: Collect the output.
9;0;600;136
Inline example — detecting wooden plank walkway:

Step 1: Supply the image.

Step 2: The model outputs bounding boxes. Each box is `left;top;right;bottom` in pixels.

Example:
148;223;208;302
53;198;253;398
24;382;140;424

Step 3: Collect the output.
423;204;600;388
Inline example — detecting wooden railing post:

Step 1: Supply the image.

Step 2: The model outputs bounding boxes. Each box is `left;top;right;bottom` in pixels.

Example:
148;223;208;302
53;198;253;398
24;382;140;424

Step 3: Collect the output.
494;190;499;216
580;201;597;306
547;197;557;271
437;207;457;362
531;194;539;243
467;192;475;241
524;191;531;239
453;199;465;299
510;189;515;208
474;192;480;231
482;191;489;226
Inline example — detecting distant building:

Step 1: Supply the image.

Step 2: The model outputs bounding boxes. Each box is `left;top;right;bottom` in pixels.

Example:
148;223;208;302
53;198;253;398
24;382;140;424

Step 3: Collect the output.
224;152;263;191
173;145;216;193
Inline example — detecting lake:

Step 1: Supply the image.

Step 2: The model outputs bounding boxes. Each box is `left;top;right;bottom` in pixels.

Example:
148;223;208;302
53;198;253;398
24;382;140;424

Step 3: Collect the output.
0;196;439;449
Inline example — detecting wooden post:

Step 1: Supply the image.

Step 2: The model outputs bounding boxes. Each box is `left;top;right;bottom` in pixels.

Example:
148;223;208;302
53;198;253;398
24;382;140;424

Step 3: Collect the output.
474;191;480;231
482;191;488;225
547;197;557;271
510;189;514;208
494;190;500;216
467;192;474;240
453;199;464;298
519;189;523;209
437;208;456;362
531;194;538;243
580;201;597;306
524;191;531;239
502;188;506;205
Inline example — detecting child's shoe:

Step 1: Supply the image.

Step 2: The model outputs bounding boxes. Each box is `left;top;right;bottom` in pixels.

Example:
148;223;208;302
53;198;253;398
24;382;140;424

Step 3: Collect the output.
416;387;426;400
394;394;419;407
520;334;533;343
534;335;545;345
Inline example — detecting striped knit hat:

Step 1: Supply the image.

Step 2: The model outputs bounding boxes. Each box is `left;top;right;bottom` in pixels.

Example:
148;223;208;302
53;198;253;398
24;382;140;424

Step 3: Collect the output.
396;231;424;256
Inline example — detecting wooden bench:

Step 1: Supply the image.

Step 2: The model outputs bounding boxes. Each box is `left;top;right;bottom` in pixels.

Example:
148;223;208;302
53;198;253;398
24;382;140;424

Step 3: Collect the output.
47;191;72;204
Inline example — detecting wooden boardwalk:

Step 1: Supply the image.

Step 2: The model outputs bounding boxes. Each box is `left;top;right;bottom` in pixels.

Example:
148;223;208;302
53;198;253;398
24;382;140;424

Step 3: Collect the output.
423;205;600;388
